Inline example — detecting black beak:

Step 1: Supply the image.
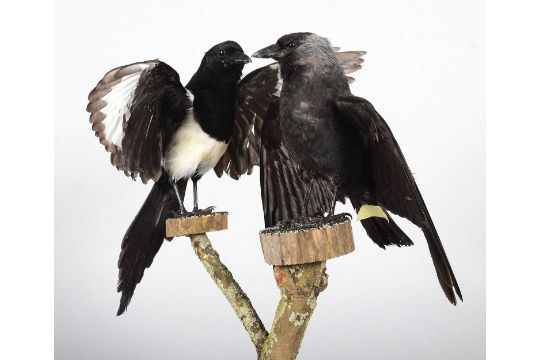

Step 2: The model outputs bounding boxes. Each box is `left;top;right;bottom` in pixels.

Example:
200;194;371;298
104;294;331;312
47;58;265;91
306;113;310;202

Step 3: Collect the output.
233;53;252;64
252;44;281;59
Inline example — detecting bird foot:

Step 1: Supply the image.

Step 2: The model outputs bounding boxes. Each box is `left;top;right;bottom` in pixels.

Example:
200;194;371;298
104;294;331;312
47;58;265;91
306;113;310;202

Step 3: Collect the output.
316;212;352;226
273;213;351;232
188;206;216;216
171;206;215;218
275;216;323;231
171;210;188;218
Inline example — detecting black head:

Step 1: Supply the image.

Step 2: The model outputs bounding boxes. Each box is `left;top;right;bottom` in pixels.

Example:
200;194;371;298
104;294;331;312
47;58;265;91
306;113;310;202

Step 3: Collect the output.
187;41;251;92
252;33;311;59
252;33;337;76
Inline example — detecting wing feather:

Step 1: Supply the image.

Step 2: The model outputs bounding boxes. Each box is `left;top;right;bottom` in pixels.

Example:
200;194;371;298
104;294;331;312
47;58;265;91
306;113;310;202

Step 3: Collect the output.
86;60;191;183
333;95;462;304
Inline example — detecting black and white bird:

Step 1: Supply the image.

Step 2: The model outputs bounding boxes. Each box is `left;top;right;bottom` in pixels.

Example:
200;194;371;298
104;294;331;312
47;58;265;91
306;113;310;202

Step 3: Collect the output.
86;41;253;315
218;32;462;305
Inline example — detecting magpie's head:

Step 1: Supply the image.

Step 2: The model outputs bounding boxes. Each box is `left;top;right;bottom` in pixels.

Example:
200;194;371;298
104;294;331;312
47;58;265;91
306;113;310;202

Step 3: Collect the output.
253;33;337;75
187;41;251;91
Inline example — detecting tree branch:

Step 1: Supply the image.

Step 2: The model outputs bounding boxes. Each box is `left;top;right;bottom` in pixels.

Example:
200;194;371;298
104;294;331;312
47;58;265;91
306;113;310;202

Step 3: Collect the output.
189;233;329;359
259;262;328;360
190;234;268;352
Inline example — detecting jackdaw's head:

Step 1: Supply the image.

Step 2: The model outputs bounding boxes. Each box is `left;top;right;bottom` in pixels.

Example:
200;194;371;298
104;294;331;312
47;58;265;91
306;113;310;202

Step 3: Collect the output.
187;41;251;92
252;33;337;74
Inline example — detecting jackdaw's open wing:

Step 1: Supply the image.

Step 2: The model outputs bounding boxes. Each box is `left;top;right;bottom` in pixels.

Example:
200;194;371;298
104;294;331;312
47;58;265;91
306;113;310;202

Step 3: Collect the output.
333;95;462;304
86;60;192;183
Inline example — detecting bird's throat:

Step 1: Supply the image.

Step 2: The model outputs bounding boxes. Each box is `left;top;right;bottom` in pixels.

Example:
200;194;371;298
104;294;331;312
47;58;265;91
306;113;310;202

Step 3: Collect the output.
191;86;238;142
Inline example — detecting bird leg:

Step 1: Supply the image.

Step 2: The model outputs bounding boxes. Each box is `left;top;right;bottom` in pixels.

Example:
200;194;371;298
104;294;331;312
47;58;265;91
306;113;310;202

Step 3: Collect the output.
328;175;346;217
328;177;339;217
275;179;316;230
301;178;314;219
277;175;347;230
318;177;351;225
193;177;199;212
190;177;214;216
172;182;187;218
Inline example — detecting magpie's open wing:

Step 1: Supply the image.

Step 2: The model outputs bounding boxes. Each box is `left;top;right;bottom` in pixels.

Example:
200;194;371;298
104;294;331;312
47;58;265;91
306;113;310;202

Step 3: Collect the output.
333;95;462;304
213;63;280;180
86;60;192;183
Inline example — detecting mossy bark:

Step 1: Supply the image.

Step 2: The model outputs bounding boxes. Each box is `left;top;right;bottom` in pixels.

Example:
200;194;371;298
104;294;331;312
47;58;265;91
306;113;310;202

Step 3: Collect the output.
190;234;268;351
258;262;328;360
189;234;328;359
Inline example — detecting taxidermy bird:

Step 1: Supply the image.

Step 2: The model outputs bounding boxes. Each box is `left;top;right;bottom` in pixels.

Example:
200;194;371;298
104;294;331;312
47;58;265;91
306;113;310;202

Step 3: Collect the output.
86;41;252;315
217;32;462;305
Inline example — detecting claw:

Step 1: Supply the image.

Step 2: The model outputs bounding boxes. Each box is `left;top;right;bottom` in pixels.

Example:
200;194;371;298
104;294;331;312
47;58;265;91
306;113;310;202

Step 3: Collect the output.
194;206;215;215
183;206;216;217
171;210;187;218
277;213;351;230
316;213;351;226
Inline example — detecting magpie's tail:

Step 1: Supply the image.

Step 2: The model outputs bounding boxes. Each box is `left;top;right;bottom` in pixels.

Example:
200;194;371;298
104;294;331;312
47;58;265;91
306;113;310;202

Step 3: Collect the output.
116;176;187;316
351;199;414;248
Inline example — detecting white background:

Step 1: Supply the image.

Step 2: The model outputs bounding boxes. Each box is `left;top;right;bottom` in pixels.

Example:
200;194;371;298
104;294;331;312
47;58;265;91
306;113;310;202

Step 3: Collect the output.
54;0;484;359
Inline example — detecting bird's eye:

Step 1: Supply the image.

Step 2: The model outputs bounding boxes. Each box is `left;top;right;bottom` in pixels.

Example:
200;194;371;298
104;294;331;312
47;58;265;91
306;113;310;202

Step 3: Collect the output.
218;50;226;57
286;42;297;49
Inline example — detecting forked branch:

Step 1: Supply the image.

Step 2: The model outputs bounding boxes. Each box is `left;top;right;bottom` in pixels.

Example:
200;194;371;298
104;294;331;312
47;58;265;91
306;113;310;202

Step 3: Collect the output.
189;233;328;359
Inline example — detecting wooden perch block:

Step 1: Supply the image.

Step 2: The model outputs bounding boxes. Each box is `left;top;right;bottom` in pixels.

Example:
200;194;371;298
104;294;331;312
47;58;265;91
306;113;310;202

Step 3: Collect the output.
259;218;355;265
165;212;228;238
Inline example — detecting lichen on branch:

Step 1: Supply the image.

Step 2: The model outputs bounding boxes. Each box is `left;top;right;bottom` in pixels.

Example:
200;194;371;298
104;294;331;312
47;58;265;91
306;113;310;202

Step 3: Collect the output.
190;234;268;350
189;233;329;360
259;262;328;360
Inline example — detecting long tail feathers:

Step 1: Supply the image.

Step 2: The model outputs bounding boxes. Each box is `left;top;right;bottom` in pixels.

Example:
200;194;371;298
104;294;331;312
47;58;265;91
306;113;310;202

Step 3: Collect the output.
422;224;463;304
116;176;187;315
353;201;462;304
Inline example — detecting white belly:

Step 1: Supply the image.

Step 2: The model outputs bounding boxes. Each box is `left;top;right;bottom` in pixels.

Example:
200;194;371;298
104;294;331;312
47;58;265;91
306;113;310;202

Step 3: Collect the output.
164;111;228;181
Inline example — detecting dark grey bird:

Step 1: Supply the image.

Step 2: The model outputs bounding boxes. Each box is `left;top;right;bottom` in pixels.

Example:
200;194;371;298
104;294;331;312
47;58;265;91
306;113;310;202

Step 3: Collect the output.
87;41;253;315
215;44;367;225
219;32;462;305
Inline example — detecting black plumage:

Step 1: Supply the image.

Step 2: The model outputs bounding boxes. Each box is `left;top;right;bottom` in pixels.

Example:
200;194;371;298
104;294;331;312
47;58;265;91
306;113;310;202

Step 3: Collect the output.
87;41;252;315
220;32;461;305
215;48;366;226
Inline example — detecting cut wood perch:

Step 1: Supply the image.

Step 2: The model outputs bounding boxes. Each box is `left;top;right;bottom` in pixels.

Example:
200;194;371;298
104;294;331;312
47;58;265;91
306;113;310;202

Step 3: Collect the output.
260;218;355;265
165;212;228;237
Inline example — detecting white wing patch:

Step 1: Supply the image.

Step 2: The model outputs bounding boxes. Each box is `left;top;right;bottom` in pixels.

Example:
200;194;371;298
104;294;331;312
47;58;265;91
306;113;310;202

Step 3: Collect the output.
87;61;156;152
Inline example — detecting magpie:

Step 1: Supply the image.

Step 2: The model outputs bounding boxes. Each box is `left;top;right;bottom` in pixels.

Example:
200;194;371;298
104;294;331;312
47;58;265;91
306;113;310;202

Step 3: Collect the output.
86;41;252;315
219;32;462;305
